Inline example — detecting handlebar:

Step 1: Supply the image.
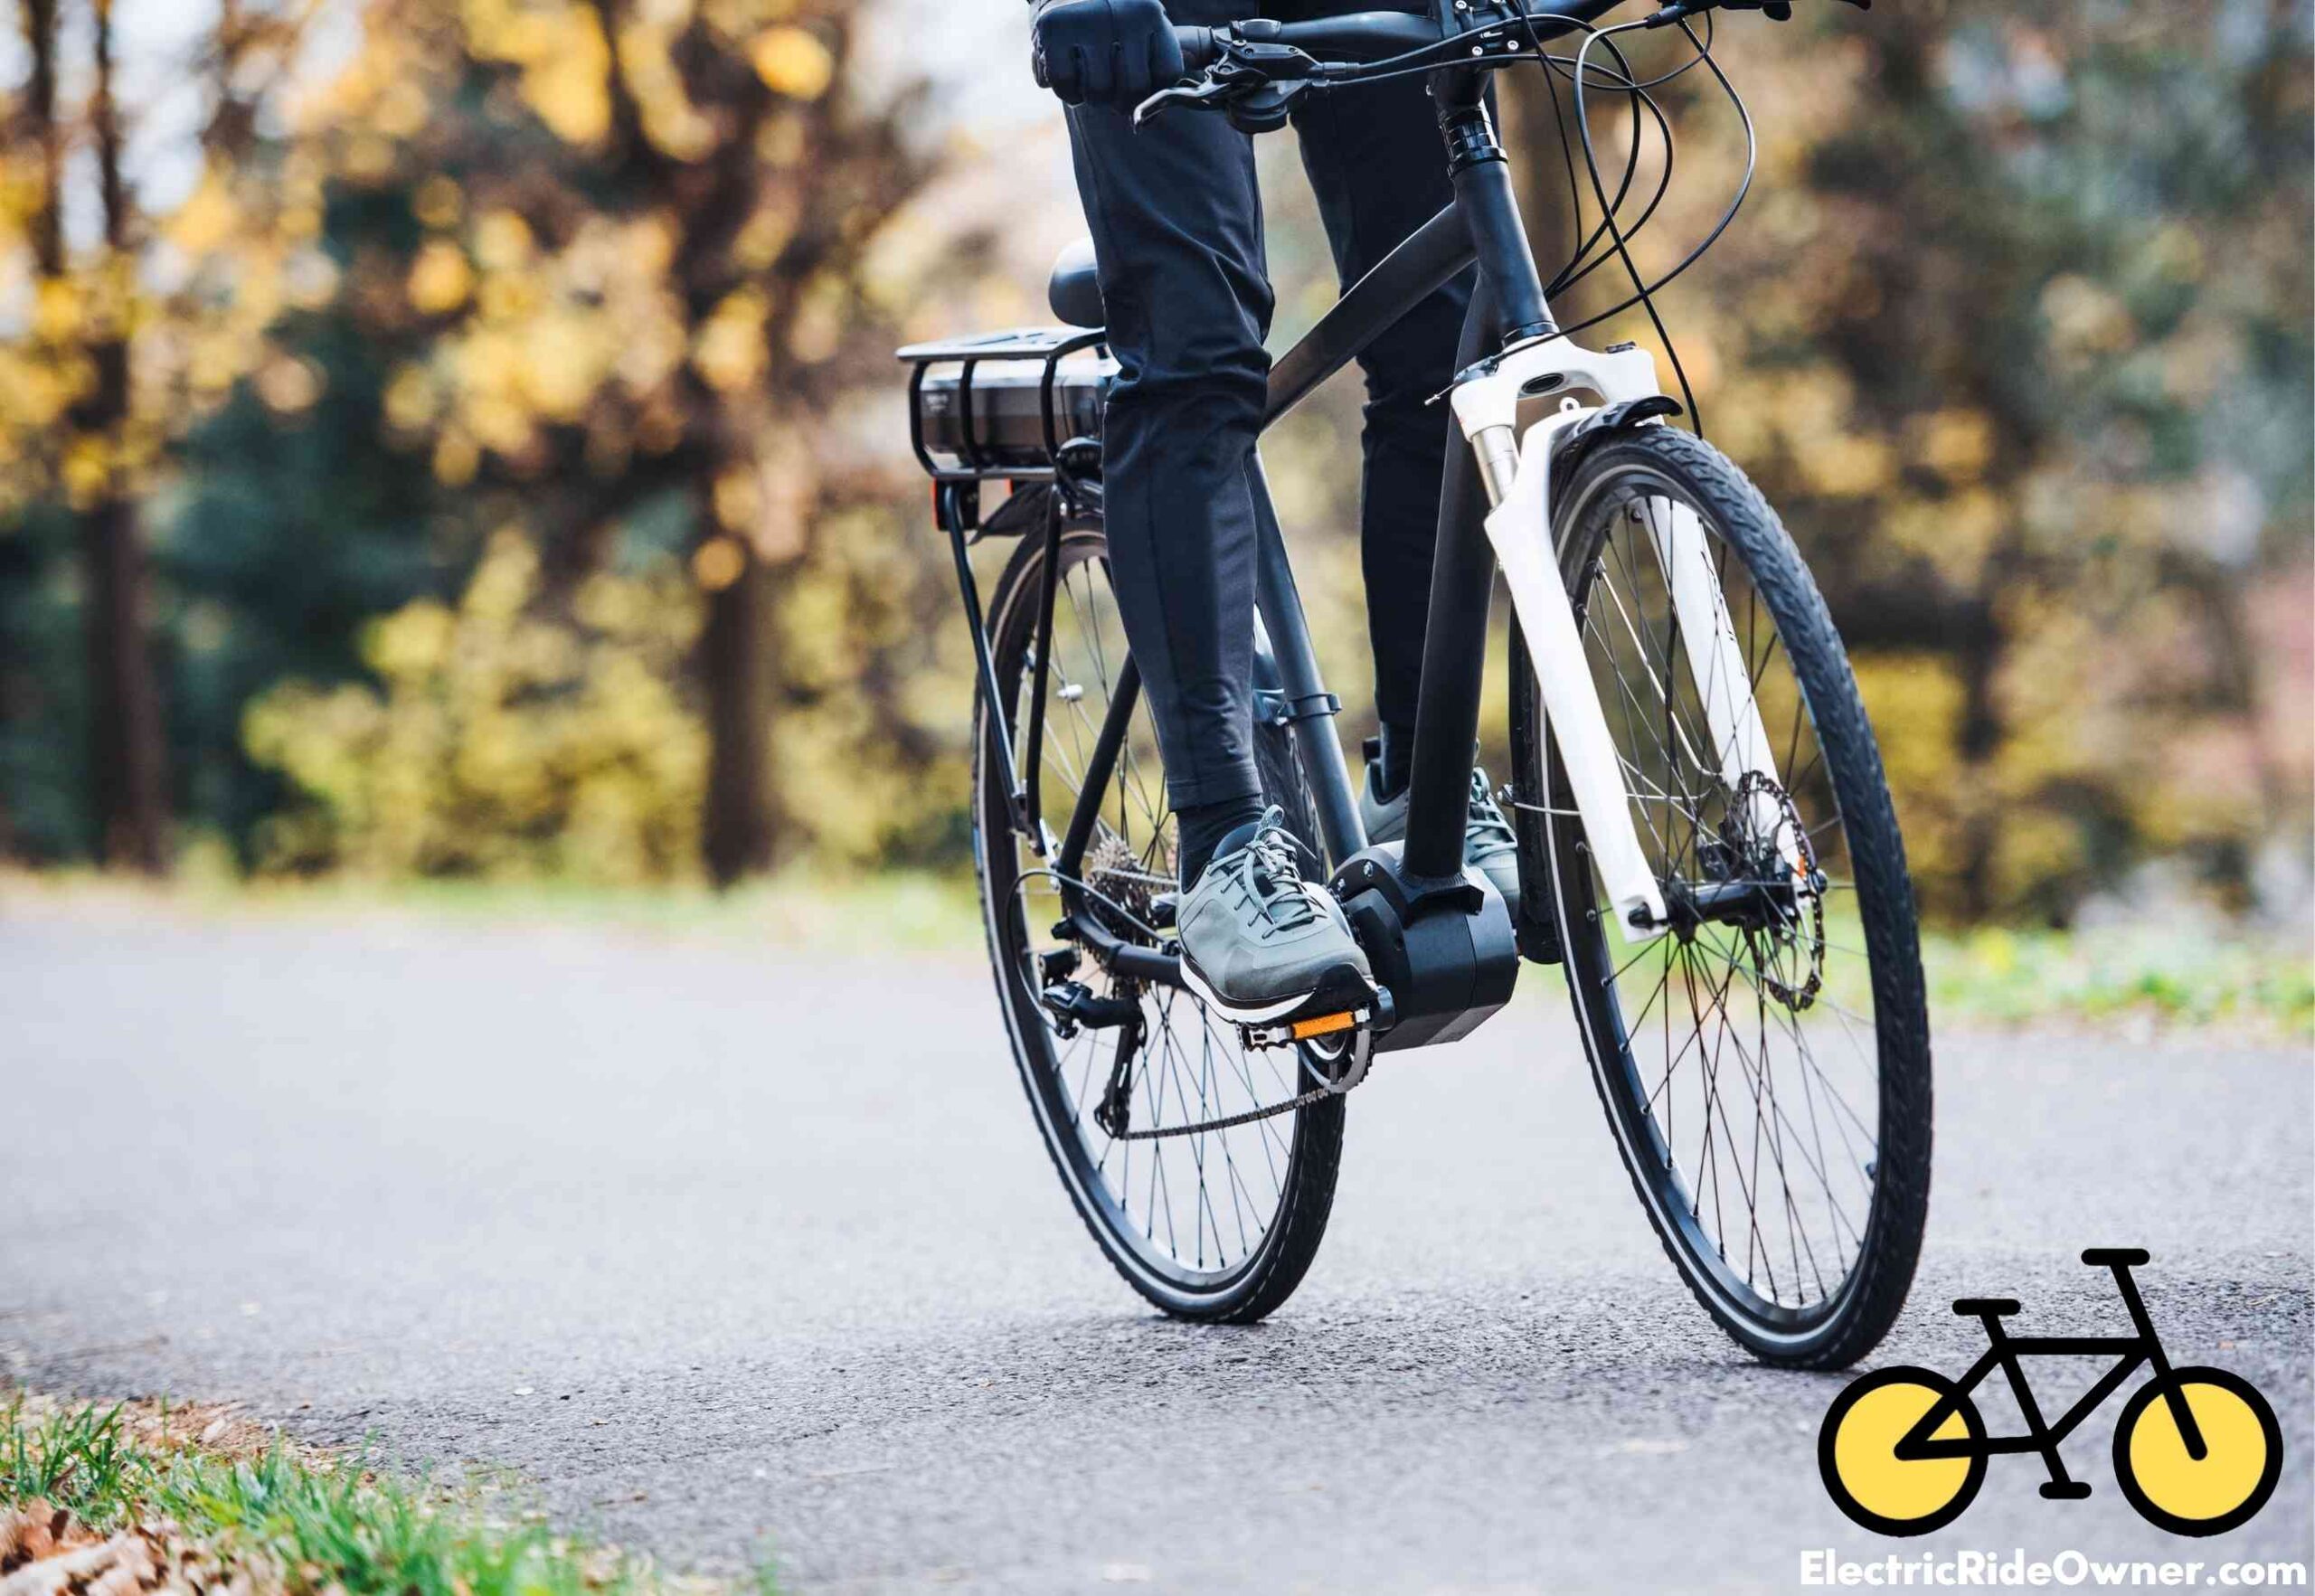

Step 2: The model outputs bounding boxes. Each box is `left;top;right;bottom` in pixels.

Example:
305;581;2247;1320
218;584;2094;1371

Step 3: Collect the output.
1146;2;1627;127
1153;0;1868;125
1176;1;1621;71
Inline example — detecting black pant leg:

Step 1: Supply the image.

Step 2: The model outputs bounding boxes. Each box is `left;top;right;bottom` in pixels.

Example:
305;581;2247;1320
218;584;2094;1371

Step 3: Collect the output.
1063;100;1271;813
1290;76;1473;734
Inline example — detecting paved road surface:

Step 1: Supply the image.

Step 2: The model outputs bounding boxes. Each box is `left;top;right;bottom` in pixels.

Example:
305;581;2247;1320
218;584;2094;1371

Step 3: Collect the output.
5;909;2310;1592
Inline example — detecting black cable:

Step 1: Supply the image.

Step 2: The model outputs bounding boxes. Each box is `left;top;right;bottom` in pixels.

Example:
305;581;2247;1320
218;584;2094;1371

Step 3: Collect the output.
1546;60;1677;301
1535;9;1715;292
1571;17;1706;432
1449;12;1703;315
1224;2;1759;442
1539;33;1653;295
1556;12;1758;436
1290;34;1671;304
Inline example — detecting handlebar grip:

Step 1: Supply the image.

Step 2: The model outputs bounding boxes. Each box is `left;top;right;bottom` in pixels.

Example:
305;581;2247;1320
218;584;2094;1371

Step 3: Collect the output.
1176;25;1220;73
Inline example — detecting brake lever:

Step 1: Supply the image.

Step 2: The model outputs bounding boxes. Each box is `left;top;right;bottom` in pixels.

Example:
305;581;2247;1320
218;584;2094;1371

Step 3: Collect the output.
1132;76;1236;128
1131;39;1326;129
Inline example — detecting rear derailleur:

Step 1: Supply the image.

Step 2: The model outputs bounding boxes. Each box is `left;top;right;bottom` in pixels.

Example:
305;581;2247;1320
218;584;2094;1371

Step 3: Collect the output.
1038;950;1146;1138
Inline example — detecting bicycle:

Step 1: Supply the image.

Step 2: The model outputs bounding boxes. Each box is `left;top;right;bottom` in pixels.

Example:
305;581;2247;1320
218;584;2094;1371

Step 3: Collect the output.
1820;1250;2285;1536
899;0;1931;1368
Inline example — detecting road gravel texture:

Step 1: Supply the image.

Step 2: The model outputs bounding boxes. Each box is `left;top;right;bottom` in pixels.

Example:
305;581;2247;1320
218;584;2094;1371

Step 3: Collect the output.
5;911;2310;1592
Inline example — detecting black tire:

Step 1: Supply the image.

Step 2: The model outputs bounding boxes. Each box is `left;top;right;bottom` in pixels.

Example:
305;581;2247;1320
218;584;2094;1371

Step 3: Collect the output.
973;518;1342;1323
1509;426;1931;1368
1818;1366;1988;1536
2112;1366;2284;1536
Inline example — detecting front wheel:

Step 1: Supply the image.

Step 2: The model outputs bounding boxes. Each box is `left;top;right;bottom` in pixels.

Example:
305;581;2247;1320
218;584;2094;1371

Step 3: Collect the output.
2112;1368;2284;1536
1510;426;1932;1368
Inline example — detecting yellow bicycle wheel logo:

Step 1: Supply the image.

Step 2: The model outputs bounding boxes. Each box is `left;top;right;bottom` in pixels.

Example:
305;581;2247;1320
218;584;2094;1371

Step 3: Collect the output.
1819;1250;2283;1537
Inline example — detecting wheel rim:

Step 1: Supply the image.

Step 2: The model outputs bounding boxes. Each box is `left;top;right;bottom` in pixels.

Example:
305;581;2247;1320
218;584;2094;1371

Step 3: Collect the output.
1554;466;1888;1335
985;532;1330;1295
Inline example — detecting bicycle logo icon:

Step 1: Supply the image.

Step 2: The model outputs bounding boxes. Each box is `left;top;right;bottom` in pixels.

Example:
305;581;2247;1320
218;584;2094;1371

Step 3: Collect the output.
1819;1250;2284;1537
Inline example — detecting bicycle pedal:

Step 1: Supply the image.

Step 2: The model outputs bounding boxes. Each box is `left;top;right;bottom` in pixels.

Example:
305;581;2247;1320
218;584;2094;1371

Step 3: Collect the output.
1242;1006;1369;1051
2039;1481;2093;1501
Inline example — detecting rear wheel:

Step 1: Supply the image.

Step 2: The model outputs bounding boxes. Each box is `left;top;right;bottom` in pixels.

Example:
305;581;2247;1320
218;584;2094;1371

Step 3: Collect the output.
1510;427;1932;1368
974;518;1342;1322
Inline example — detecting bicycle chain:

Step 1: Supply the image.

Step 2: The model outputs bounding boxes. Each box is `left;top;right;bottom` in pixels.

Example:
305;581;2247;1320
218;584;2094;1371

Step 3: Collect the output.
1106;1081;1342;1142
1018;864;1375;1142
1105;1030;1372;1141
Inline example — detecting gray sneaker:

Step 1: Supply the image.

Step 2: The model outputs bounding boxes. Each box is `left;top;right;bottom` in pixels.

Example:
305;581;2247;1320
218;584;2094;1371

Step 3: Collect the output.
1177;807;1373;1024
1360;762;1522;920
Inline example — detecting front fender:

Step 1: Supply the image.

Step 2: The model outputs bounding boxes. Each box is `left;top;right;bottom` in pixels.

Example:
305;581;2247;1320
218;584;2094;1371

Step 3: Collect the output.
1553;394;1685;473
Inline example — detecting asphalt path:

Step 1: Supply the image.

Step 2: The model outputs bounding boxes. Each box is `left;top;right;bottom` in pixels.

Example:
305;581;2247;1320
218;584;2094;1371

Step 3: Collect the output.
5;908;2310;1593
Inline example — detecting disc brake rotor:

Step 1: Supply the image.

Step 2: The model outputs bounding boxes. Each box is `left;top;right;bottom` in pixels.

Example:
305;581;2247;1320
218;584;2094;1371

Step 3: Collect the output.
1725;770;1826;1012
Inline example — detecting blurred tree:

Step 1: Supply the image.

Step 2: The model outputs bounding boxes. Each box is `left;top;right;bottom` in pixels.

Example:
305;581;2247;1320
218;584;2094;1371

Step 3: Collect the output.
3;0;169;871
243;528;705;881
303;0;944;883
0;0;317;870
1537;5;2312;920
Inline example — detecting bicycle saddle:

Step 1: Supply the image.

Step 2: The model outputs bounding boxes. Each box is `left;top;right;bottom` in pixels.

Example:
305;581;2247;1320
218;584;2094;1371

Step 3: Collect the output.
1049;239;1105;329
1952;1298;2022;1317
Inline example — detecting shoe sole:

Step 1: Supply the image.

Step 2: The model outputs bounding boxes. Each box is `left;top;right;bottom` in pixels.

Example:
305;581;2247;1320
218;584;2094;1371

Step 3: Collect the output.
1177;954;1376;1027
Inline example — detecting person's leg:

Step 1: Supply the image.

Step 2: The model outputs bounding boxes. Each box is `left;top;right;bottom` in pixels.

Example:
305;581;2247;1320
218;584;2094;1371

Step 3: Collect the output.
1063;93;1271;886
1288;70;1474;799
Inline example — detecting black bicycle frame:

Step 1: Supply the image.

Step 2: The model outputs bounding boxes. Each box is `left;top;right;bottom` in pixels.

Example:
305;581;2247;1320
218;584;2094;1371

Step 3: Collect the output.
1011;61;1561;992
1899;1263;2205;1485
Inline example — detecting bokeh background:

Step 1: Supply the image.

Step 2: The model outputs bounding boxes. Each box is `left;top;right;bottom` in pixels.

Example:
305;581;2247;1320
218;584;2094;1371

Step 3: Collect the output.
0;0;2308;955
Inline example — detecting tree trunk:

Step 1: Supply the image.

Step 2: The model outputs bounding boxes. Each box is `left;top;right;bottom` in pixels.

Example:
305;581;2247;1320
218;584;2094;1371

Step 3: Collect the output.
75;0;170;874
81;490;170;873
1950;532;2022;923
7;0;61;866
698;535;780;886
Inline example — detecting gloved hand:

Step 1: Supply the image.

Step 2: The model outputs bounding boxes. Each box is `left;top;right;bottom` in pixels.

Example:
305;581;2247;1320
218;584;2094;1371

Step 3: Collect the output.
1033;0;1186;110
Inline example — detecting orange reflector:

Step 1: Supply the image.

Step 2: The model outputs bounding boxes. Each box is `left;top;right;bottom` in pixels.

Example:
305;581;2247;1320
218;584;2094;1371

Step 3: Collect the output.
1290;1011;1357;1041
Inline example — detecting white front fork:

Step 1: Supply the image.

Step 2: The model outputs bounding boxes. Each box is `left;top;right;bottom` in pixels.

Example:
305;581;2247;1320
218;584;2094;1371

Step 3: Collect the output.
1450;336;1792;942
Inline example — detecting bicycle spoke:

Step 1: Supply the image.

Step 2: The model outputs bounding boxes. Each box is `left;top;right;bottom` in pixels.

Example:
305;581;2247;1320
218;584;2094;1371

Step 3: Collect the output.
1569;476;1887;1321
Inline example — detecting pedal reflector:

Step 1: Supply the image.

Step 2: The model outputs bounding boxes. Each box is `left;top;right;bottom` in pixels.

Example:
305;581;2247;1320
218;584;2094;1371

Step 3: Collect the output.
1290;1011;1357;1041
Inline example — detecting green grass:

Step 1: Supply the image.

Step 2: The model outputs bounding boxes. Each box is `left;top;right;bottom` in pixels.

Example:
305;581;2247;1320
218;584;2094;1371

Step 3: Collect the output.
0;864;985;957
1920;922;2314;1035
2;1395;775;1596
3;1399;146;1531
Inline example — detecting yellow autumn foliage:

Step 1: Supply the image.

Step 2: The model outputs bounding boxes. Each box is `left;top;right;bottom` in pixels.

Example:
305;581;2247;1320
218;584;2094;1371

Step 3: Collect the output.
751;26;833;99
244;533;708;883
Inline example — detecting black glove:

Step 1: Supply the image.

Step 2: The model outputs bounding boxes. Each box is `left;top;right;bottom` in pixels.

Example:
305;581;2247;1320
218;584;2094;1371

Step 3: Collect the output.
1033;0;1186;110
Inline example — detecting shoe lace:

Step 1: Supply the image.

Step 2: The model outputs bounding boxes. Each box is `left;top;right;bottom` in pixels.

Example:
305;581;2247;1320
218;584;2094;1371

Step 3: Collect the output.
1220;812;1319;934
1466;769;1517;861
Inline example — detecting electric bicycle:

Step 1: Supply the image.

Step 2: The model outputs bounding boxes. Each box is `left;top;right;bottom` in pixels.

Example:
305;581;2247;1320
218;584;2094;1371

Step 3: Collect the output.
899;0;1929;1369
